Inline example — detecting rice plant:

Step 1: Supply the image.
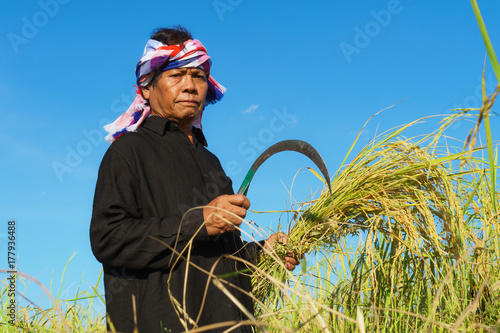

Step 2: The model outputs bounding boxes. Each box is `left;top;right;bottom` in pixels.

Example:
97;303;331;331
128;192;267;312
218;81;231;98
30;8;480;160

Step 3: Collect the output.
248;2;500;330
1;93;498;333
251;106;499;332
0;259;106;332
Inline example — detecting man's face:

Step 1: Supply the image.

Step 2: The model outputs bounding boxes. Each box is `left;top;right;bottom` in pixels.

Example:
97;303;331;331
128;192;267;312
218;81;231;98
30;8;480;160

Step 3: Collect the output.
142;67;208;127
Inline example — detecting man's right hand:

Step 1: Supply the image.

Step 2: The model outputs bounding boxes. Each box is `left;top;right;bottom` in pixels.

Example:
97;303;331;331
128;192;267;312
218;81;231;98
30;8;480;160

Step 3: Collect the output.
203;194;250;236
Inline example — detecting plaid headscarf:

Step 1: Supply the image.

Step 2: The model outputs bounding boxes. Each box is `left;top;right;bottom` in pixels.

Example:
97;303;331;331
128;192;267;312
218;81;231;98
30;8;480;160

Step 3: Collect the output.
104;39;226;143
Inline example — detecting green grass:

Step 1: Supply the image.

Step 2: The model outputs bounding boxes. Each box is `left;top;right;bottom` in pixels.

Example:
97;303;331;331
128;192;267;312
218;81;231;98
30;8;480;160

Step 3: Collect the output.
250;108;500;332
0;262;106;332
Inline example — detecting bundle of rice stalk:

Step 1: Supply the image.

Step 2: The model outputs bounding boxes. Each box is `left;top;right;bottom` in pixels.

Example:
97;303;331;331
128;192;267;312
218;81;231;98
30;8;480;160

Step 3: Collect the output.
252;111;494;309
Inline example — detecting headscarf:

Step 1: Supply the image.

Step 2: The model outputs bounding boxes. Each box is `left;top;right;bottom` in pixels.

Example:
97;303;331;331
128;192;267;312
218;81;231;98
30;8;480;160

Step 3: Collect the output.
104;39;226;143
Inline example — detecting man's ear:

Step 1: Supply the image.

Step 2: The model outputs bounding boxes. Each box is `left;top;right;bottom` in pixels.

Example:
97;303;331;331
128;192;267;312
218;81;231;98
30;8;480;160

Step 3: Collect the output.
141;86;151;100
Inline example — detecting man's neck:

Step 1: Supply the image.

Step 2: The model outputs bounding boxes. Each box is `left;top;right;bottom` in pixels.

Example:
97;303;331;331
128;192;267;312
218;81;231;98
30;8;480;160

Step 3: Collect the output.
178;123;194;144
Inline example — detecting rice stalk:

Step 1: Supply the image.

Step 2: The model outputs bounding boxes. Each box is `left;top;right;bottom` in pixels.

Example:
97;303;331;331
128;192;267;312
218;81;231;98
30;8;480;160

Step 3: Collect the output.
252;107;500;331
0;259;106;332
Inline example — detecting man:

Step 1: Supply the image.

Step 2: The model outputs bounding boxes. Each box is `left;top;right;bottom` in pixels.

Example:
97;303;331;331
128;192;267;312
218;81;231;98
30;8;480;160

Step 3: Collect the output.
90;26;298;333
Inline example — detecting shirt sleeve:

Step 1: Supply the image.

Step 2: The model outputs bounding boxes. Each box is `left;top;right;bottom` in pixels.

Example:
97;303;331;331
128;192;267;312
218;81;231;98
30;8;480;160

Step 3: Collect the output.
89;147;210;272
240;240;265;263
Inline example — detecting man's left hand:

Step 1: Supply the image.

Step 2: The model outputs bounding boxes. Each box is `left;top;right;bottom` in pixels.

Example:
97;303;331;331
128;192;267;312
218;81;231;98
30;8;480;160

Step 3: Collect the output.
264;233;300;271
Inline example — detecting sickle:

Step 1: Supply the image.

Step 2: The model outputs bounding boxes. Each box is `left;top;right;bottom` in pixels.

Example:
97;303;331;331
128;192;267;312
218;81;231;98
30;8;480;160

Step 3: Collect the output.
237;140;332;198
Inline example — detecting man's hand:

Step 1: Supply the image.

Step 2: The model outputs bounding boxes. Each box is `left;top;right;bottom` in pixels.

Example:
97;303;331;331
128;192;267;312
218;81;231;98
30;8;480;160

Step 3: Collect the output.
264;233;300;271
203;194;250;236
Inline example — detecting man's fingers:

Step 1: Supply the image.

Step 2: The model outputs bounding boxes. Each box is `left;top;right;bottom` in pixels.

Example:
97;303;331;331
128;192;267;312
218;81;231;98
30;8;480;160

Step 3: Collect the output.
263;232;301;270
285;256;300;266
204;194;250;236
214;195;248;220
277;233;287;244
213;194;250;214
213;202;247;221
207;209;243;227
225;194;250;210
284;256;300;271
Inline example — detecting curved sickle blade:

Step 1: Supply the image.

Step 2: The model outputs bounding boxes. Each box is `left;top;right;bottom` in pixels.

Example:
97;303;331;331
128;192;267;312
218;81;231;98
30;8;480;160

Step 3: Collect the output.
238;139;332;197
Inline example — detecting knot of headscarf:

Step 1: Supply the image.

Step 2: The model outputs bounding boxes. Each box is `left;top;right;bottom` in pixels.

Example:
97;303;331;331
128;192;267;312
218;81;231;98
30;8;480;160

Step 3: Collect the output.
104;39;226;143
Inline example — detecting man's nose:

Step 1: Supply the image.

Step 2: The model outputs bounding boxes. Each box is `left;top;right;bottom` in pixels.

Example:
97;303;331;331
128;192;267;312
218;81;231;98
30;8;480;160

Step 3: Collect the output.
181;74;196;93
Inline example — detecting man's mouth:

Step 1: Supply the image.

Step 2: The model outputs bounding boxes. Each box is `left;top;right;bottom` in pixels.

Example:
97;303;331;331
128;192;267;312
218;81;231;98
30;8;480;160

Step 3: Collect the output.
179;100;199;106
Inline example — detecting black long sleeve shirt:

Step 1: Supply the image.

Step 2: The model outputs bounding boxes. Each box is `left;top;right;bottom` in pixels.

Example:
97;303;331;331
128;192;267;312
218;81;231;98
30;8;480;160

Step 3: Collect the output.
90;116;259;333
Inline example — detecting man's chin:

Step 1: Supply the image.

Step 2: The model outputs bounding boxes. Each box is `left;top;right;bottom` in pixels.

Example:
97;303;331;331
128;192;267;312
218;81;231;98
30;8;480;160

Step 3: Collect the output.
187;110;202;122
177;112;201;127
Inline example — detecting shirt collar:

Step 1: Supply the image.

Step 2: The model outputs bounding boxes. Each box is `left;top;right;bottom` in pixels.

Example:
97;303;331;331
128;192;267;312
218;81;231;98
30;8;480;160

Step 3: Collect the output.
142;116;208;146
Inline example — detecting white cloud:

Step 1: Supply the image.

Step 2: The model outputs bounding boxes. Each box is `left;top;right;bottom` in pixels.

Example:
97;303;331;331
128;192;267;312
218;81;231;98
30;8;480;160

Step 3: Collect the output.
242;104;259;114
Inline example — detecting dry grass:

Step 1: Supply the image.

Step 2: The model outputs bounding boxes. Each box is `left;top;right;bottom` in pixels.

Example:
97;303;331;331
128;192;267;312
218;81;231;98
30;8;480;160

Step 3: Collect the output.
250;105;500;331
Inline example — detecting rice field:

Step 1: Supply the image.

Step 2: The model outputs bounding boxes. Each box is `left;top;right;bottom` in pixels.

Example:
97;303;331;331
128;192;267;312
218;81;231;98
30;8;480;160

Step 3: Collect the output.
1;1;499;332
249;106;500;332
2;95;498;333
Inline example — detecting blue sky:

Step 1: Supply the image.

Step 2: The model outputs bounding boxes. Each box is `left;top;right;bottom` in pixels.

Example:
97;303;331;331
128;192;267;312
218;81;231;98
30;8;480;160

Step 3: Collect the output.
1;0;499;312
